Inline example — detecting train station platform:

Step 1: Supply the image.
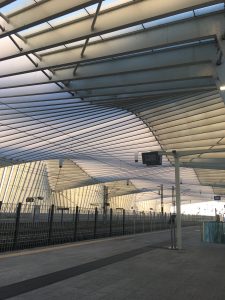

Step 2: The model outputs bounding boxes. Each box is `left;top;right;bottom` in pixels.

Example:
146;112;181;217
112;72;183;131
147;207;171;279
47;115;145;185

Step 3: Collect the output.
0;226;224;300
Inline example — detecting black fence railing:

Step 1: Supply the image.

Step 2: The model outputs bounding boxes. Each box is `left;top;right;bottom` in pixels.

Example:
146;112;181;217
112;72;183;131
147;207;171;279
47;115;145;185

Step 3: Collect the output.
0;202;214;252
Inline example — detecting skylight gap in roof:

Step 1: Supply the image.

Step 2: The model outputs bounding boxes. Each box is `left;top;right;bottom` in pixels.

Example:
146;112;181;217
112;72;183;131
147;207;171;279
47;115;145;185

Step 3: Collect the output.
14;1;225;42
194;3;225;16
143;11;194;28
17;0;134;38
101;0;133;10
0;0;45;16
101;25;143;39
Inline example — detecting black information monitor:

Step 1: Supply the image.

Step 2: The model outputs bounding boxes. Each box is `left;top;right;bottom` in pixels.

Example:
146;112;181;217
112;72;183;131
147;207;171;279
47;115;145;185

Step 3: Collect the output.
142;152;162;166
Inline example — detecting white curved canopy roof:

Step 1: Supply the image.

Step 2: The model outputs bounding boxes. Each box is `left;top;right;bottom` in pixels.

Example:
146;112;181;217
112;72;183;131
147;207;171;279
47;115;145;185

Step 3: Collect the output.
0;0;225;203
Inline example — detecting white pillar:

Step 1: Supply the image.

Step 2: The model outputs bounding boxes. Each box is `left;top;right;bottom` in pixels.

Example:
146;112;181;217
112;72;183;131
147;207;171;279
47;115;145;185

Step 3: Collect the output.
173;150;182;250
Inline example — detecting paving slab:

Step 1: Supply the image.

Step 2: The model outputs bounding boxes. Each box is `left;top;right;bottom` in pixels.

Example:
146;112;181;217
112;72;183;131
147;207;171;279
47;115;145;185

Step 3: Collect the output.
0;226;224;300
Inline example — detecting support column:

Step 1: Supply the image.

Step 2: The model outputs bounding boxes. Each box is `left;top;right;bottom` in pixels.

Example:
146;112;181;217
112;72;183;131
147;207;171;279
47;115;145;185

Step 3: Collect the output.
73;206;79;242
94;207;98;239
173;150;182;250
172;185;175;213
122;209;125;235
160;184;164;214
13;202;22;250
103;186;108;223
48;204;54;245
109;208;112;237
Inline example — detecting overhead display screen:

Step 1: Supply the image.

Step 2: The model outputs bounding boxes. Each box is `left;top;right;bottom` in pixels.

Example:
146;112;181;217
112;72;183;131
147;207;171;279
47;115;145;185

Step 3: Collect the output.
142;152;162;166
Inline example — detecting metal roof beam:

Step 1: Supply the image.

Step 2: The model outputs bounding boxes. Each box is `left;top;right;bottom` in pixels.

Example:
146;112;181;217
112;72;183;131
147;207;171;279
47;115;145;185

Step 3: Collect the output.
158;148;225;157
68;62;214;91
0;44;217;89
0;1;99;37
181;162;225;170
0;63;209;95
54;44;217;78
77;78;215;98
0;0;221;59
0;14;222;78
203;183;225;188
82;87;215;103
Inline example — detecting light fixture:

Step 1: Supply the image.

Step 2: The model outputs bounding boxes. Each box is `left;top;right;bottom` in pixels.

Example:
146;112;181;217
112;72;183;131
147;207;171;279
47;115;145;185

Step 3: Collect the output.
59;158;64;168
220;86;225;91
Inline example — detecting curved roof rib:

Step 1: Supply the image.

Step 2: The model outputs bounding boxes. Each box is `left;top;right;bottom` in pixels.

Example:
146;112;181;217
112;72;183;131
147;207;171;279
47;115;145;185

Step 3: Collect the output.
0;0;224;202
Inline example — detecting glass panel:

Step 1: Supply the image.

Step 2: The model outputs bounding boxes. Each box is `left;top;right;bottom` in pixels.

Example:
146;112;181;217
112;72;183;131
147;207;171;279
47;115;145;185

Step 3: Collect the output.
64;40;85;48
101;0;133;10
19;23;52;37
144;11;194;28
0;56;35;76
101;25;143;39
0;83;62;97
194;3;224;16
1;0;35;16
85;3;98;15
48;9;88;27
37;45;67;56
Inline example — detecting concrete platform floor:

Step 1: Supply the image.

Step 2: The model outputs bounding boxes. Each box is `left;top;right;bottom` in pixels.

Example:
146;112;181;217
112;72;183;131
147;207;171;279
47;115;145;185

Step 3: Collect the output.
0;226;224;300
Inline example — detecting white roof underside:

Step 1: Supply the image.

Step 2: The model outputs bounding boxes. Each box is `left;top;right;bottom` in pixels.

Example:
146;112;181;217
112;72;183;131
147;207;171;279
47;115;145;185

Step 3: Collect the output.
0;0;225;202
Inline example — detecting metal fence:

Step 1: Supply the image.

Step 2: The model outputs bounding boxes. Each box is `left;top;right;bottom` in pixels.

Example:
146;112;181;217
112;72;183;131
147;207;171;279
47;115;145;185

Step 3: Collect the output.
0;201;214;252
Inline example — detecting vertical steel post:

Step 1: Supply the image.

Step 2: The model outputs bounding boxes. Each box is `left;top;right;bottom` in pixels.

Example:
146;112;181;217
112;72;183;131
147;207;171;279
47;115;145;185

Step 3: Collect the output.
0;200;2;223
164;212;166;229
133;210;136;234
73;206;79;241
109;208;112;236
170;213;175;249
33;206;36;224
153;212;155;231
142;212;145;233
170;212;173;247
13;202;22;250
61;209;64;225
172;186;175;213
48;204;54;245
48;207;51;223
173;150;182;250
103;186;108;223
94;207;98;239
150;211;152;231
160;184;164;214
122;209;125;235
